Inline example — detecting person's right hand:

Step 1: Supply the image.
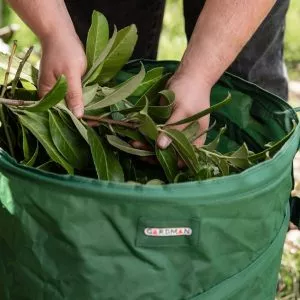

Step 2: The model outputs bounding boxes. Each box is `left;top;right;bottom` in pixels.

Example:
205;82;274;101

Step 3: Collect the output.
39;32;87;118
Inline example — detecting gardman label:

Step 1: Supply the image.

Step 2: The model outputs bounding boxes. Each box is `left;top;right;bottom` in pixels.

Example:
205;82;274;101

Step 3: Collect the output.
144;227;192;237
136;218;200;247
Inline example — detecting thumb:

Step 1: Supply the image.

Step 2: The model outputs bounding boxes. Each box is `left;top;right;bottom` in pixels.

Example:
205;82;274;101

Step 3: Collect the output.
157;105;187;149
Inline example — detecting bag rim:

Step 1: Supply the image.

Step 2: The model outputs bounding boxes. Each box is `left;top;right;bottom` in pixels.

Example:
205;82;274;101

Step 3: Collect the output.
0;122;299;203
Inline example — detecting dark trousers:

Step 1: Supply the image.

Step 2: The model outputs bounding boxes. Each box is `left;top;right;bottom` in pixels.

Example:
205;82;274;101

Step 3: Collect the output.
65;0;290;99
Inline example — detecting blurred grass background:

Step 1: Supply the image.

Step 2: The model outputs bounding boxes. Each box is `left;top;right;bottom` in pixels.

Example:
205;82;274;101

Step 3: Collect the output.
0;0;299;298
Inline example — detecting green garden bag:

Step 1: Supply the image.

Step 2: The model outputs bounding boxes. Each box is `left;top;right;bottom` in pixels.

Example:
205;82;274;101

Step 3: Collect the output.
0;60;299;300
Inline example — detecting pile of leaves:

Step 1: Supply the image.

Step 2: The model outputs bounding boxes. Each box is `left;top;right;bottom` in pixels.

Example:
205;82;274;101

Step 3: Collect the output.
0;11;293;184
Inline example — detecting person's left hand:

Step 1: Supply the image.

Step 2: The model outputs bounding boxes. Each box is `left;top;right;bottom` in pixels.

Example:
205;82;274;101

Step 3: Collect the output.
156;70;212;149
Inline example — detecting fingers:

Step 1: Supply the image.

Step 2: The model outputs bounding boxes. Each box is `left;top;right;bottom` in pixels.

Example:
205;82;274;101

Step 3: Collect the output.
65;74;84;118
156;105;188;149
38;69;56;98
38;34;86;118
131;141;157;165
38;69;84;118
193;116;210;147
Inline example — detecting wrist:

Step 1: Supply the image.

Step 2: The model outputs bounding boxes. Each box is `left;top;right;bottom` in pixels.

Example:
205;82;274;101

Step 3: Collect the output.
39;25;78;45
172;61;214;93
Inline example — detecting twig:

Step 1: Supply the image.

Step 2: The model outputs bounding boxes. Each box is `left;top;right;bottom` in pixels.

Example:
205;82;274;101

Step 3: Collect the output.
83;115;140;129
0;98;36;106
1;40;17;97
11;46;34;96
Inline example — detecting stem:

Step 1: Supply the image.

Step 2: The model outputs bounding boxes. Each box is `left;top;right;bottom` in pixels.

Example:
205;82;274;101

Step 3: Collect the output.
0;98;36;106
1;40;17;98
11;46;34;97
83;115;140;129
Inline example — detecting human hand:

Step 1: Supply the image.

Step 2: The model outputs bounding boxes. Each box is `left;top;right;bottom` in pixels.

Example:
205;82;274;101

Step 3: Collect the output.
157;70;211;149
38;31;87;117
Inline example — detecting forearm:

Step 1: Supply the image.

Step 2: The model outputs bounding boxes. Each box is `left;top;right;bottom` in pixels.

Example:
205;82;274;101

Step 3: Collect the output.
179;0;276;86
5;0;76;41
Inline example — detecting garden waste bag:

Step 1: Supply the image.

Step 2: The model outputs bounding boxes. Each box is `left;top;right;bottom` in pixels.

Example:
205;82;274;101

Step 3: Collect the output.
0;60;300;300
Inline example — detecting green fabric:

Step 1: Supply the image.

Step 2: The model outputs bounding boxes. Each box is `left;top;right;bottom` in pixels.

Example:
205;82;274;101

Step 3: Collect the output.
0;60;299;300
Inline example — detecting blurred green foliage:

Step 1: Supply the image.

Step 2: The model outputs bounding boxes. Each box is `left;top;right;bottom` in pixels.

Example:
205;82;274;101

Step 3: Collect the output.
0;3;38;49
157;0;186;61
284;0;300;80
1;0;299;80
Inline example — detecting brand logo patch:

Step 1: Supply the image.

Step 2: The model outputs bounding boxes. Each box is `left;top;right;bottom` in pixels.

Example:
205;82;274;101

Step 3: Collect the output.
144;227;192;237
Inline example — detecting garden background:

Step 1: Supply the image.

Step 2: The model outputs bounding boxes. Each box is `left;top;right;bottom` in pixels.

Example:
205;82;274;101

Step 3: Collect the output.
0;0;299;298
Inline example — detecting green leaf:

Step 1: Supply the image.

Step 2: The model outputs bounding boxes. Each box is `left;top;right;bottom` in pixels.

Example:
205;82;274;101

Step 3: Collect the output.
21;125;30;162
174;172;190;183
49;110;90;169
146;179;165;185
106;134;154;156
87;128;124;181
138;73;172;105
86;11;109;69
25;142;39;167
137;98;159;140
112;126;145;141
218;158;229;176
163;128;200;174
203;126;227;151
226;143;252;169
250;122;296;163
99;24;138;84
165;92;231;127
83;84;98;106
159;90;175;104
195;165;216;180
85;64;145;112
57;104;88;142
110;101;127;121
156;145;178;183
17;110;74;174
182;122;199;142
20;79;37;91
148;90;175;123
203;151;229;176
83;26;118;85
132;67;164;97
25;75;67;112
36;160;60;172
